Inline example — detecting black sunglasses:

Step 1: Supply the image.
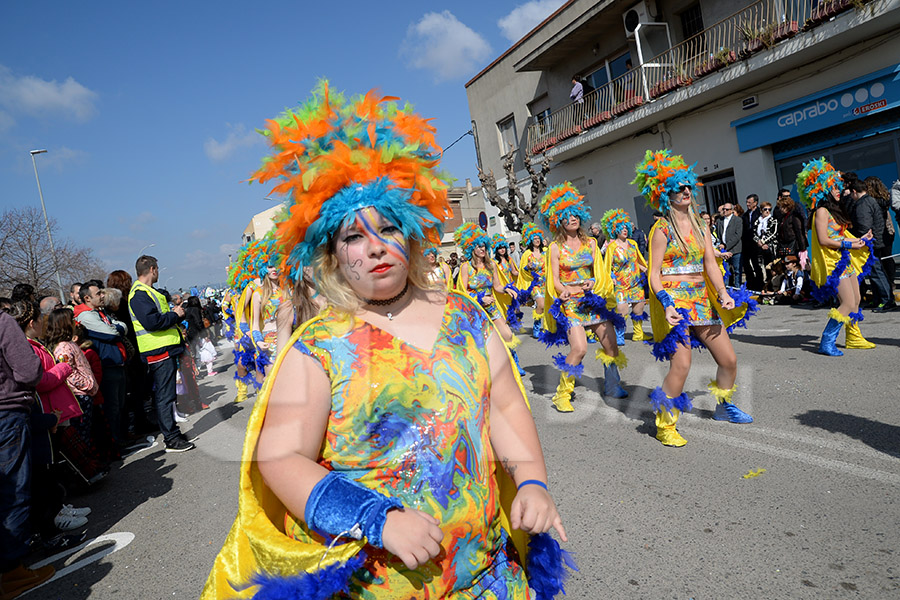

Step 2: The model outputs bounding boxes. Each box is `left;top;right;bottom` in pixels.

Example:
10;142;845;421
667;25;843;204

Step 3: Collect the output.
677;185;692;193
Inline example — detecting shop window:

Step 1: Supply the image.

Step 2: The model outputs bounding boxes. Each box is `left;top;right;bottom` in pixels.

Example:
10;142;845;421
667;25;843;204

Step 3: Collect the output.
497;115;518;155
680;3;704;40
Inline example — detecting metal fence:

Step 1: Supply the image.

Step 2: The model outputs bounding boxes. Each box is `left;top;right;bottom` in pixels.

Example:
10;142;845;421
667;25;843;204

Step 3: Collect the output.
527;0;870;155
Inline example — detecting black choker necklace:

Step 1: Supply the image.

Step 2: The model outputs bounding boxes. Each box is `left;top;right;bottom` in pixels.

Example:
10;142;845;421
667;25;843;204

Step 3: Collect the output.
364;281;409;314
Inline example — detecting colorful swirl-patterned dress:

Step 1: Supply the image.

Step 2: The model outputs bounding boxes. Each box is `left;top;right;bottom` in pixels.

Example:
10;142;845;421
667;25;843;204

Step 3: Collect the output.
520;250;545;300
465;262;503;320
654;219;720;326
255;287;287;359
554;239;602;327
607;240;646;304
284;293;530;598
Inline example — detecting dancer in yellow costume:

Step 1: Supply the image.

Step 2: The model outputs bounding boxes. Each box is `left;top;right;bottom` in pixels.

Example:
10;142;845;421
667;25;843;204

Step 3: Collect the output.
634;150;757;447
797;158;877;355
201;82;574;600
600;209;649;343
538;183;627;413
423;247;452;291
516;222;546;338
250;259;292;368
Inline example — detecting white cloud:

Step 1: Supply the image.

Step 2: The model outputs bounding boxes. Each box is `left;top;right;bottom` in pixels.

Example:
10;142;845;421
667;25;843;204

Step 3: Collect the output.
36;146;89;171
0;64;99;122
402;11;492;82
204;123;262;162
498;0;566;43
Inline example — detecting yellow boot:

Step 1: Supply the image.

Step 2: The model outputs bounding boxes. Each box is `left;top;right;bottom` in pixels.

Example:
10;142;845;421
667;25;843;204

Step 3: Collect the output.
551;373;575;413
234;379;248;403
845;322;876;349
655;408;687;447
631;318;645;341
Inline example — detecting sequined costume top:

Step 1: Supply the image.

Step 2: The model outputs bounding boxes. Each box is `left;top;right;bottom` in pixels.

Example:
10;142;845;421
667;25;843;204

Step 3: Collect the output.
607;240;645;299
284;293;529;598
557;239;596;288
657;219;704;275
496;258;516;285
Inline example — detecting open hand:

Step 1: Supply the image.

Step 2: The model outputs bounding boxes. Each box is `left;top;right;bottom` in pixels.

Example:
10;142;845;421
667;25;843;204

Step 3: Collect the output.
382;508;444;570
510;485;567;542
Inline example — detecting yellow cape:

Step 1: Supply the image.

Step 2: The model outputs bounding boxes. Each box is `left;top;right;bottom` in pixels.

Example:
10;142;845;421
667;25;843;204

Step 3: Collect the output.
201;301;530;599
515;249;542;293
601;239;648;293
647;219;750;343
541;238;615;334
809;213;869;288
454;260;515;326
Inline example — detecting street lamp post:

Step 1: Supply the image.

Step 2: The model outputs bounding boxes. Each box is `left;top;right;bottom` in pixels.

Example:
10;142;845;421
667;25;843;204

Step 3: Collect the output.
138;243;156;255
29;149;65;301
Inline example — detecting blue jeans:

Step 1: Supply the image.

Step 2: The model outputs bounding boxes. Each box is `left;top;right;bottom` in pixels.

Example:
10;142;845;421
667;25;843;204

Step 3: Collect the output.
101;364;126;445
725;252;742;288
867;254;893;305
149;356;180;444
0;409;31;571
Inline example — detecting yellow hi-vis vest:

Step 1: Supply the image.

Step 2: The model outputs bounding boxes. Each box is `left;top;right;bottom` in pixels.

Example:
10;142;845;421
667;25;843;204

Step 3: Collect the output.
128;280;182;354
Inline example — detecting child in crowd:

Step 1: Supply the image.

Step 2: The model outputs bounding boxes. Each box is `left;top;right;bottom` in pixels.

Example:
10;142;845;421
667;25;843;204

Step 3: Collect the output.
199;334;218;377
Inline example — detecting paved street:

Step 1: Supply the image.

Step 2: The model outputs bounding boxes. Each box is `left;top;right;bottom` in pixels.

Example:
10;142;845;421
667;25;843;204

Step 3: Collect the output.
32;304;900;599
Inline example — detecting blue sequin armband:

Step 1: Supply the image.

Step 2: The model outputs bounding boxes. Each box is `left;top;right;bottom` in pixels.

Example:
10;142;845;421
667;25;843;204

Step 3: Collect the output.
305;471;403;548
655;290;675;308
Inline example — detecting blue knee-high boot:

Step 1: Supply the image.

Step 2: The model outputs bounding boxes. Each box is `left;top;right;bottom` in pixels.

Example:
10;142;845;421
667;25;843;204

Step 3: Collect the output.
510;349;526;377
603;363;628;398
818;308;848;357
532;318;543;339
615;324;625;346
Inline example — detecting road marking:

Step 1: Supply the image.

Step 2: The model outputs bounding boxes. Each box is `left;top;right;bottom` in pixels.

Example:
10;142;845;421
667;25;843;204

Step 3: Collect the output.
27;532;135;595
688;429;900;486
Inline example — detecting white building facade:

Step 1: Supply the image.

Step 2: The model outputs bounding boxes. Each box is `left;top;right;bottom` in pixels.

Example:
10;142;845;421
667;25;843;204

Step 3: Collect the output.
465;0;900;247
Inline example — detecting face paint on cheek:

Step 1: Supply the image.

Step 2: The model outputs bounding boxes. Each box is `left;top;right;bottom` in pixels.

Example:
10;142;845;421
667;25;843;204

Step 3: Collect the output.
355;209;409;266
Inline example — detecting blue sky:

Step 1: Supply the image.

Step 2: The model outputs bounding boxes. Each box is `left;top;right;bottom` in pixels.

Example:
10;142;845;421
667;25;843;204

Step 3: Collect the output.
0;0;565;290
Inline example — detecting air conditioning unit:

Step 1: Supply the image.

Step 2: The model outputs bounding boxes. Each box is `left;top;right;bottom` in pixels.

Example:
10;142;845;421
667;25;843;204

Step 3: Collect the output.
623;1;652;38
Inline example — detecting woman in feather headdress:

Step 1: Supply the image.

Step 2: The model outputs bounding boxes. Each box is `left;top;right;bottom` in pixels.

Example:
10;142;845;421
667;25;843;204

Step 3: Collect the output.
600;209;649;343
538;183;627;413
423;247;452;290
516;222;547;338
201;82;572;600
798;158;876;355
634;150;756;447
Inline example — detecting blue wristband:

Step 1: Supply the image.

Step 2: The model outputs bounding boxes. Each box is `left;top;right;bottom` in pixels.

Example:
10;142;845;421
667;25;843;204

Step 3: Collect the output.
304;471;403;548
517;479;548;491
841;240;853;249
251;330;264;345
655;290;675;308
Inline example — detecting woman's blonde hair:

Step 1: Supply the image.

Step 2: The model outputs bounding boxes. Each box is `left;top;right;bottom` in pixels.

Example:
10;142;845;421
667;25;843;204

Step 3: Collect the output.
665;197;706;251
312;237;436;314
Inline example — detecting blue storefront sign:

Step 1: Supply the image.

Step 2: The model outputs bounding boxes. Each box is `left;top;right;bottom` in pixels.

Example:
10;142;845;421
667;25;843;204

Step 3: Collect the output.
731;63;900;152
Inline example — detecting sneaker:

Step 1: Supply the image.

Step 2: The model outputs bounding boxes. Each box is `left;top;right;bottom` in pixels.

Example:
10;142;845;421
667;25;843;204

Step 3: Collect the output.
53;512;88;531
713;401;754;424
165;437;195;453
206;371;218;376
41;529;87;551
58;503;91;517
173;407;188;423
0;563;55;599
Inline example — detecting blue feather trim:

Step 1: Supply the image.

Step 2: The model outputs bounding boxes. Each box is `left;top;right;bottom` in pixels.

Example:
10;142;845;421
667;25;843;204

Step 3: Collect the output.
724;284;759;334
811;246;852;303
552;353;583;379
649;386;693;414
538;299;572;348
475;291;486;306
232;347;256;371
630;311;649;322
518;277;541;304
644;308;705;362
858;238;877;281
504;284;525;329
579;291;626;329
849;310;863;324
526;532;578;600
239;551;367;600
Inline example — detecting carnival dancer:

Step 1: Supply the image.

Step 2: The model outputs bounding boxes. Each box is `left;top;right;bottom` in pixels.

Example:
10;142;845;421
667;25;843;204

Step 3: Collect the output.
491;233;524;334
539;183;627;413
634;150;756;447
493;233;520;283
456;224;527;376
201;82;573;600
249;257;291;371
226;244;258;402
424;247;452;290
798;158;876;355
516;221;546;338
601;209;649;343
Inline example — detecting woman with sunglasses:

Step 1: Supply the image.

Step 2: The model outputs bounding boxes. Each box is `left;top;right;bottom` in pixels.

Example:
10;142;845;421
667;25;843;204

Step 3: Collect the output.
635;150;756;447
600;209;649;342
516;222;547;338
753;202;778;291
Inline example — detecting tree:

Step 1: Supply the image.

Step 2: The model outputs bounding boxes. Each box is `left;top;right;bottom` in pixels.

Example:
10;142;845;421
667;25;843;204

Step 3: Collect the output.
478;145;553;232
0;207;107;298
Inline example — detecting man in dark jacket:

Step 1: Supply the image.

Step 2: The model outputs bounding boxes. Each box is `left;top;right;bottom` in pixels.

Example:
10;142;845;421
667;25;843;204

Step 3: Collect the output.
742;194;763;291
716;202;744;287
0;310;56;595
129;255;194;452
849;181;896;311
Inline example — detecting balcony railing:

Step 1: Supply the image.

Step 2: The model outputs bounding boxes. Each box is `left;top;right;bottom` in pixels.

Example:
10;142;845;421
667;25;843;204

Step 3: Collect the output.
527;0;872;155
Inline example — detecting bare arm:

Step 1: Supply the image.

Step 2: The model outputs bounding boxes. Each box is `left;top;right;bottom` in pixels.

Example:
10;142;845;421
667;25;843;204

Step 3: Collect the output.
487;331;567;541
549;243;568;298
250;290;267;349
815;207;867;249
648;228;667;296
459;262;470;291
